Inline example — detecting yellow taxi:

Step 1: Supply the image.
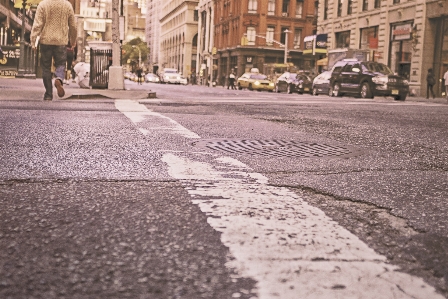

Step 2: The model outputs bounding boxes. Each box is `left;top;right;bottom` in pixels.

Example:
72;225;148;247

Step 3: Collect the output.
237;68;275;92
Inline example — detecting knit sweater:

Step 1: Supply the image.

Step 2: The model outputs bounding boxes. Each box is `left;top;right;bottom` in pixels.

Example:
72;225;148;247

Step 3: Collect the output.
30;0;77;47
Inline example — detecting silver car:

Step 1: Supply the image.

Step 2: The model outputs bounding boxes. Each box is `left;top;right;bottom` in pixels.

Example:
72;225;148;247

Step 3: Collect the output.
312;71;331;96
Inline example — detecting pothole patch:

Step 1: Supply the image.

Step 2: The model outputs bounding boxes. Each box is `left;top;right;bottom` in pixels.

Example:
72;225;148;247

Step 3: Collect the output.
192;139;362;159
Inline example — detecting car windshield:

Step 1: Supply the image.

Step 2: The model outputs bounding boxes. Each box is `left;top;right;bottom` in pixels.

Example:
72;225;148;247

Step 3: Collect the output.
362;63;394;75
250;74;267;80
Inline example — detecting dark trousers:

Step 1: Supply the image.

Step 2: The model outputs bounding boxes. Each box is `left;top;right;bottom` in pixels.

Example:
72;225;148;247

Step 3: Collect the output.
228;78;235;89
427;84;435;99
40;44;67;99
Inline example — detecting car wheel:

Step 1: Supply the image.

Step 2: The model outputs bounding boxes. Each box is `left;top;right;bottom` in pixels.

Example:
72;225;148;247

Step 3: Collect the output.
312;87;318;96
333;83;341;97
238;84;242;90
360;82;373;99
394;94;407;101
287;84;292;94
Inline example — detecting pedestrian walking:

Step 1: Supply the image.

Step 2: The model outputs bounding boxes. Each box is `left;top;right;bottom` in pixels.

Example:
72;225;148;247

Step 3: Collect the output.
426;68;436;99
443;69;448;102
136;67;143;85
30;0;76;101
228;70;236;90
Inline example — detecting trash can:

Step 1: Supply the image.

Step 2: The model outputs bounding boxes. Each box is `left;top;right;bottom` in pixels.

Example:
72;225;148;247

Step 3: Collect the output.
88;41;113;89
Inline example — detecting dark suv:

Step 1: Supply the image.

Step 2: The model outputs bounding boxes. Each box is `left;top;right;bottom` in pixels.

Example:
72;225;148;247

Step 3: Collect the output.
329;60;409;101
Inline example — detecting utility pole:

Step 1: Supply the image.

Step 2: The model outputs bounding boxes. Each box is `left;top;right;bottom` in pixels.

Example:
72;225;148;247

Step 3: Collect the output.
108;0;124;89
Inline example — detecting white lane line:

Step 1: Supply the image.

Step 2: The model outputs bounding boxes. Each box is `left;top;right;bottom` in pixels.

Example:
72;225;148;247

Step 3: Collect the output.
162;154;444;299
114;99;200;139
115;99;444;299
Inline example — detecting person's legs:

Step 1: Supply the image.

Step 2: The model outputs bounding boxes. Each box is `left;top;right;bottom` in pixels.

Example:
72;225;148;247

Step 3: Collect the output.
53;45;67;97
430;85;435;99
40;45;54;100
427;84;430;99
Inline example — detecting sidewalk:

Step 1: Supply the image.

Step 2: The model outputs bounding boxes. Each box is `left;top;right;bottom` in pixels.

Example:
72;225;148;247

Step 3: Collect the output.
0;77;153;101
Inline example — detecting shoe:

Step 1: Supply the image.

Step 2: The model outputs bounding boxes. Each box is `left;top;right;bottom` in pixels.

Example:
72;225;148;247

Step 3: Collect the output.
54;79;65;97
43;97;52;101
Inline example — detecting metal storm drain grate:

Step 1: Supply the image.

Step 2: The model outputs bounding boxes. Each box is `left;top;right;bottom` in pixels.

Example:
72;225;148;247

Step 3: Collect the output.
192;139;362;159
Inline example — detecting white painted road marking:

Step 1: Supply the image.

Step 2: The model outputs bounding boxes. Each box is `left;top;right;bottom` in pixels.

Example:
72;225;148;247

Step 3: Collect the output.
115;99;200;139
116;100;445;299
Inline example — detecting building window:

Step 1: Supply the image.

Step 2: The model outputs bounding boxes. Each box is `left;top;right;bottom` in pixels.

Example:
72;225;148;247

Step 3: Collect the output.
194;10;199;21
374;0;380;8
282;0;290;16
324;0;328;19
360;26;378;49
268;0;276;15
393;0;399;3
337;0;343;17
347;0;353;14
248;0;258;13
362;0;368;11
247;27;256;45
267;26;275;45
296;0;303;17
294;28;302;48
335;30;350;48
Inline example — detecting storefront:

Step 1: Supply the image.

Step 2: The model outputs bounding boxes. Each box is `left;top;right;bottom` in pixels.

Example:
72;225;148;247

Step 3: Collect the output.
389;22;413;80
432;16;448;96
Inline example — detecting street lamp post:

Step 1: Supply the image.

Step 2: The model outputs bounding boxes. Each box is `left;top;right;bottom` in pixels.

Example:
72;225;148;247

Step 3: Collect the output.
132;45;141;67
284;29;290;65
108;0;124;90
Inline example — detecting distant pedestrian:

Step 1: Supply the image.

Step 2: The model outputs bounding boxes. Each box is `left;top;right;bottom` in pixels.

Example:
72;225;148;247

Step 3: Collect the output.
136;67;143;85
228;70;236;90
444;69;448;101
65;41;74;84
30;0;77;101
426;68;436;99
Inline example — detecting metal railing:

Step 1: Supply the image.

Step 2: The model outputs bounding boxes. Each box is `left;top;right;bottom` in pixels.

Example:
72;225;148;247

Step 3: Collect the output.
89;48;112;89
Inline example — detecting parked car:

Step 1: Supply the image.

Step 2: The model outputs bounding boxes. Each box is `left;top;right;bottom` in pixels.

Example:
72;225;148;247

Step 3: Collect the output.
312;71;331;96
128;73;137;82
124;72;132;80
159;68;182;84
275;72;313;94
145;73;160;83
237;70;275;91
179;76;188;85
329;60;409;101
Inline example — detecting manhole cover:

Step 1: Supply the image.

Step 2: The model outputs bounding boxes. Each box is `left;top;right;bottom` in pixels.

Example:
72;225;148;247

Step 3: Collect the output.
192;139;362;158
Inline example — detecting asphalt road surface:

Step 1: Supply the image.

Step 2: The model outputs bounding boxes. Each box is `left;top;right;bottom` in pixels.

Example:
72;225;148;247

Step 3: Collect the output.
1;79;447;298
